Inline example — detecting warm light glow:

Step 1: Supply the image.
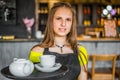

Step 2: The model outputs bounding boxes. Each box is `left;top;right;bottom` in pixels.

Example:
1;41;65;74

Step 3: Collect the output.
106;5;112;11
102;9;108;15
102;5;116;19
110;9;116;15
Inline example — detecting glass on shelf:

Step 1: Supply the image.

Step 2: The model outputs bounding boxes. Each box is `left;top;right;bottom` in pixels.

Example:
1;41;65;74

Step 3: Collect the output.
38;3;48;33
82;5;92;26
83;19;91;26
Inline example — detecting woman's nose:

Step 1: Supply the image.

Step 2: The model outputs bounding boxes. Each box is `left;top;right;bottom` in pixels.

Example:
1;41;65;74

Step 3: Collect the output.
61;20;66;27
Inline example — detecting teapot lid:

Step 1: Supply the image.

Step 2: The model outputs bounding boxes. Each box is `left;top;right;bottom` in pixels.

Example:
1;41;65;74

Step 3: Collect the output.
13;58;28;63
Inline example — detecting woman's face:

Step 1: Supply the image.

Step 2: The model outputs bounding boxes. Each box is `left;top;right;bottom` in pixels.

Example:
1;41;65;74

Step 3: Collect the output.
53;7;72;37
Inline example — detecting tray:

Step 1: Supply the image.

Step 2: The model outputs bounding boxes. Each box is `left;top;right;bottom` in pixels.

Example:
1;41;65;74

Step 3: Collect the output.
1;65;68;80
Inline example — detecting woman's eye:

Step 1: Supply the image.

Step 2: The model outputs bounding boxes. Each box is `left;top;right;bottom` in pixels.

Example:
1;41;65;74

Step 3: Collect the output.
66;18;72;21
55;17;72;22
56;17;61;20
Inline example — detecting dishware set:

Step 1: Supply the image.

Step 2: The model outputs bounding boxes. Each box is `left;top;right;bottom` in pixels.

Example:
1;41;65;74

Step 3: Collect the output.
35;55;62;72
9;58;34;77
8;55;62;77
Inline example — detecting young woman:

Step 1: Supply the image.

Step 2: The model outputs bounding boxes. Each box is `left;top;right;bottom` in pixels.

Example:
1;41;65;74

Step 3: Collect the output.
29;2;88;80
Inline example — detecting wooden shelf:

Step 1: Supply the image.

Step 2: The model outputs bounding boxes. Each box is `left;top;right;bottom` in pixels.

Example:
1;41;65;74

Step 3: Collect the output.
77;37;120;42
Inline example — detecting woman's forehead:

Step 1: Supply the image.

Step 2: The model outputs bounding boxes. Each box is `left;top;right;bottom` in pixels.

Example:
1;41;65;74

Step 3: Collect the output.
54;7;72;17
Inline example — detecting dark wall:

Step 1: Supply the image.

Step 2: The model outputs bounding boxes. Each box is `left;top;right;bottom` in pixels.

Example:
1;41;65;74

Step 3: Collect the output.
0;0;35;38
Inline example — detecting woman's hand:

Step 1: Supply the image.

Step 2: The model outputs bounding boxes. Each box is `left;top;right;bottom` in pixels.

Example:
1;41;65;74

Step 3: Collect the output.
78;65;88;80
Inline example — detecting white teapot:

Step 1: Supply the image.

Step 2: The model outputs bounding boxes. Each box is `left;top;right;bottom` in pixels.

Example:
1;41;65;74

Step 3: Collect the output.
9;58;34;77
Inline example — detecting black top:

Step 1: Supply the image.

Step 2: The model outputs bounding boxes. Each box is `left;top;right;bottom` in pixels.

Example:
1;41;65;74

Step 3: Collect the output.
43;48;81;80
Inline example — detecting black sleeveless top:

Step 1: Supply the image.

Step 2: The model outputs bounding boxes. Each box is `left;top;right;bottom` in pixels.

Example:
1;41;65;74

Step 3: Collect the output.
43;48;81;80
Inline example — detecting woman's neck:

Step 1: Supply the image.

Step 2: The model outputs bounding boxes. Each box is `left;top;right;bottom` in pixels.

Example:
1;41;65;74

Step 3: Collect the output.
54;36;66;46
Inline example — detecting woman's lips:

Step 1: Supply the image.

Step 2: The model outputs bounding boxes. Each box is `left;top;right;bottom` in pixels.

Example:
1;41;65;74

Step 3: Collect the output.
59;28;66;32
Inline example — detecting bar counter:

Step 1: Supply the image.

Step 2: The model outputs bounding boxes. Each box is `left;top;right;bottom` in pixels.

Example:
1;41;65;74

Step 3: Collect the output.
0;38;120;80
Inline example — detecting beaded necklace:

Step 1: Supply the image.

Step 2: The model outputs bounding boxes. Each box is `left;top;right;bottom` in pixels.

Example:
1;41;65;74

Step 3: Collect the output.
55;44;65;53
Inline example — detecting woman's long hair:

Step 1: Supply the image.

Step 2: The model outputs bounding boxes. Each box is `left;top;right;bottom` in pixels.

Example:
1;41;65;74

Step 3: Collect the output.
39;2;77;50
35;2;88;72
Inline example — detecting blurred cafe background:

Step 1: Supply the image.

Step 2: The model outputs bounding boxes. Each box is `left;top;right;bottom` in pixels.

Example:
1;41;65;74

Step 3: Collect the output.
0;0;120;80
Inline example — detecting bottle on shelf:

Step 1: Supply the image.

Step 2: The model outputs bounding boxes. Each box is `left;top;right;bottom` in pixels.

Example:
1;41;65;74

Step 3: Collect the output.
117;18;120;26
83;5;92;26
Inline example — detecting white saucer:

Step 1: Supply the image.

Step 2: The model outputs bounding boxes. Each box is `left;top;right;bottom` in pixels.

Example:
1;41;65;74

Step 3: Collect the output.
35;63;62;72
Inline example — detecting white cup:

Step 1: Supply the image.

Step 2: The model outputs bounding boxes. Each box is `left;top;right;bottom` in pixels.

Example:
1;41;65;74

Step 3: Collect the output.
40;55;56;68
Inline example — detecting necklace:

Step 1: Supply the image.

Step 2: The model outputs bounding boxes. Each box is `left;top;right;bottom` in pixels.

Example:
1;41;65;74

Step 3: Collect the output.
55;44;65;53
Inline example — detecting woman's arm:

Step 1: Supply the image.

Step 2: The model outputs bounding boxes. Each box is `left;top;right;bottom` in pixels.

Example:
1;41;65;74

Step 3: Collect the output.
77;45;88;80
78;65;88;80
29;46;44;63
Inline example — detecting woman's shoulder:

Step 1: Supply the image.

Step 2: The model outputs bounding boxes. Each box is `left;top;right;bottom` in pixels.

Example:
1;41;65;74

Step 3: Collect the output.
78;44;87;52
31;44;44;53
29;45;44;63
